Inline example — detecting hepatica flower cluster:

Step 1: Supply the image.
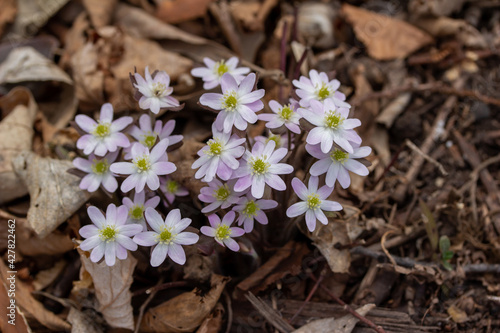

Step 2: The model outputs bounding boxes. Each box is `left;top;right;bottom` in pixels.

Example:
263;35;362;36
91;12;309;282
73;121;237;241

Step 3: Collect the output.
75;58;370;267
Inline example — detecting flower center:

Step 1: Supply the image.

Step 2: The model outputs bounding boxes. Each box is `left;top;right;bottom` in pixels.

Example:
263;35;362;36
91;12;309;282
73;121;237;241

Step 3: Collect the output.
215;61;229;77
214;185;230;201
243;200;259;217
91;159;109;175
206;139;223;156
134;155;151;173
324;111;344;129
152;82;167;97
267;134;281;148
278;105;293;121
157;226;175;244
166;179;179;194
93;123;111;138
306;194;321;210
250;157;270;175
215;224;232;240
316;83;331;100
222;91;238;111
130;205;144;220
99;225;117;242
331;149;349;163
141;133;158;148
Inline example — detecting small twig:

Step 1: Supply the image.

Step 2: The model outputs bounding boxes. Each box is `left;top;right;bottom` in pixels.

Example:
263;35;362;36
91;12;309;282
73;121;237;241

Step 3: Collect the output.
308;273;386;333
405;139;448;176
380;230;398;267
135;277;164;333
289;268;326;324
132;280;188;297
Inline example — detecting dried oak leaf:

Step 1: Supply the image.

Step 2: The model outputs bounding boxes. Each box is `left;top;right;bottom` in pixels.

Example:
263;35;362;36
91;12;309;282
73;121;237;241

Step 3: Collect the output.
140;274;229;333
408;0;466;17
156;0;215;24
12;151;91;238
0;259;71;331
0;87;36;204
342;4;433;60
82;0;118;28
79;248;137;330
0;46;77;129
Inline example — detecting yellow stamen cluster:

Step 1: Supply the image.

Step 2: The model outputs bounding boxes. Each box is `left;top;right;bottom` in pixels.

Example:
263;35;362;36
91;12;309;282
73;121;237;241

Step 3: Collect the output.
222;92;238;111
215;61;229;77
278;105;294;121
215;224;232;241
134;156;151;173
331;149;349;163
207;139;223;156
157;226;175;244
93;123;111;138
152;82;167;97
306;194;321;210
130;205;144;220
324;111;344;129
250;157;270;175
316;83;332;100
92;159;109;175
99;225;117;242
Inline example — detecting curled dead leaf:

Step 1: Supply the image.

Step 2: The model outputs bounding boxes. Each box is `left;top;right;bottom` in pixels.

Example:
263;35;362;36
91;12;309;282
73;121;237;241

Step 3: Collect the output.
12;151;91;238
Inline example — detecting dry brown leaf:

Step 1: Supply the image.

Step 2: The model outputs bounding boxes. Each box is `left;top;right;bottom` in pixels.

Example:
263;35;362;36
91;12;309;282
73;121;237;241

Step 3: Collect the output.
310;220;351;274
12;151;91;238
79;249;137;330
67;307;104;333
195;303;224;333
0;47;77;129
292;303;375;333
17;219;74;256
0;274;30;333
33;260;66;291
0;0;16;38
141;274;229;332
447;304;468;323
156;0;215;24
0;259;71;331
342;4;433;60
409;0;466;17
82;0;118;28
0;88;36;204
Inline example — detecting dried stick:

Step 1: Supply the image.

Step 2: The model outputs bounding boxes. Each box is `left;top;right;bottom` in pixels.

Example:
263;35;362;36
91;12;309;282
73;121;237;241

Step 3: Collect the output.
308;273;386;333
405;139;448;176
135;277;164;333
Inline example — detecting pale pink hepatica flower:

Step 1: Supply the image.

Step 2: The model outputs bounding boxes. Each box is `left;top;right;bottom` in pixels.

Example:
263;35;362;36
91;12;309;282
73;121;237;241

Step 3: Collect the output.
80;204;142;266
258;99;301;134
306;143;371;188
110;139;176;193
122;191;161;231
160;176;189;204
233;140;293;199
75;103;132;156
299;98;362;154
133;208;199;266
198;179;242;214
191;125;246;182
286;176;342;232
292;69;349;108
201;211;245;251
129;114;183;150
200;73;264;133
191;57;250;90
232;194;278;233
254;131;294;150
73;151;119;193
133;66;180;114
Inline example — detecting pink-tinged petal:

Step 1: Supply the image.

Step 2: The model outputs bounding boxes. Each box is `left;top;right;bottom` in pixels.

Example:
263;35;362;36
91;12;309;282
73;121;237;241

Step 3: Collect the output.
351;146;372;158
216;162;233;180
317;184;334;200
286;123;301;134
291;178;308;200
172;218;192;233
238;105;258;123
115;244;127;260
80;236;101;251
150;98;161;114
305;143;326;159
122;197;133;208
258;199;278;210
191;67;212;78
265;174;286;191
138;96;152;110
203;80;219;90
286;202;308;217
230;227;245;237
243;218;254;233
268;147;288;164
203;57;216;68
315;209;328;225
78;135;97;153
133;232;158;246
306;127;323;145
150;139;169;162
268;100;281;113
115;205;129;225
131;142;148;158
151;244;168;267
262;140;276;157
100;103;114;123
165;209;181;228
139;114;152;132
201;201;221;213
80;174;99;192
308;176;319;192
234;175;252;192
320;133;333;154
153;71;170;86
108;132;130;149
88;206;105;228
201;226;216;237
343;118;361;130
254;210;268;224
251;177;266;199
221;73;239;93
151;162;176;175
233;113;248;131
73;157;92;172
207;214;222;228
325;163;340;188
222;211;236;226
94;142;108;156
105;204;117;225
168;243;186;265
320;200;342;212
75;115;97;133
110;116;133;132
176;232;199;245
90;244;105;262
200;93;223;110
110;162;135;175
116;235;138;251
224;238;240;252
145;196;161;208
104;242;117;266
344;159;369;176
337;166;351;189
258;113;274;122
144;208;164;233
239;89;265;104
237;73;256;95
79;225;99;238
146;173;160;190
120;224;143;236
133;190;146;204
310;158;331;176
343;130;362;145
220;151;241;169
305;210;317;232
268;163;294;175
